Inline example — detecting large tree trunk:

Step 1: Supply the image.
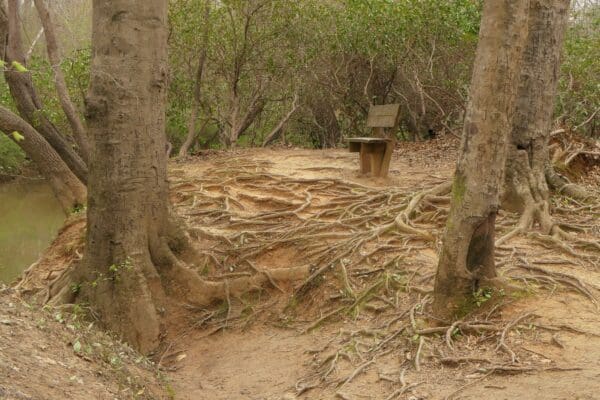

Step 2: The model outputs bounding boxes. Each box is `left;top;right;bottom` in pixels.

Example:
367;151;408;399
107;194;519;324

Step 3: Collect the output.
0;106;86;210
432;0;530;319
0;0;88;183
33;0;91;163
68;0;182;353
47;0;277;354
499;0;570;243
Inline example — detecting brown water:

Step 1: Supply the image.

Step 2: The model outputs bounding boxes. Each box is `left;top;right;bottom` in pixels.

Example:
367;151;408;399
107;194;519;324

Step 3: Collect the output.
0;179;65;283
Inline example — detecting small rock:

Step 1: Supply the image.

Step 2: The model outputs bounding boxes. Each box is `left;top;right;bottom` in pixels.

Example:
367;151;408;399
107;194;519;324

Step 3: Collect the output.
34;355;58;365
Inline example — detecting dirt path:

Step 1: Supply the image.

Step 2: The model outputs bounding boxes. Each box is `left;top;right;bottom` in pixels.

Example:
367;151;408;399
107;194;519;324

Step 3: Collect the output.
169;328;323;400
0;286;165;400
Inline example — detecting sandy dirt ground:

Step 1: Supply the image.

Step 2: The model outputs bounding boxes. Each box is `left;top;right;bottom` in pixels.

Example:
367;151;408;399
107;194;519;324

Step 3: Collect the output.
163;141;599;400
3;138;599;400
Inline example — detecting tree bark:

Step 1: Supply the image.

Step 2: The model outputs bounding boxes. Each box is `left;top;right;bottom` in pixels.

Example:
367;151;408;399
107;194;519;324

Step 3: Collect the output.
47;0;243;354
0;105;86;210
0;0;88;183
74;0;176;353
500;0;571;242
432;0;530;319
177;0;210;158
33;0;91;163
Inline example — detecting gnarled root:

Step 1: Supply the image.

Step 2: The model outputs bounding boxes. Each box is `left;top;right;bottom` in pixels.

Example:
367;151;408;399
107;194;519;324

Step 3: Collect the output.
392;181;452;241
44;229;310;353
545;167;594;201
496;199;554;246
499;147;599;253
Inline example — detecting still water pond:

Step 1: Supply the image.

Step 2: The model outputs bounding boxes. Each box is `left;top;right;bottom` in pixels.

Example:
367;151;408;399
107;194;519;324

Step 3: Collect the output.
0;179;65;283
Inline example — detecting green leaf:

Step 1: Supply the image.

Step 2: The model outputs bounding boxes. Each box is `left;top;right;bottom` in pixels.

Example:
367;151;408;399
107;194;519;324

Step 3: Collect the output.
73;340;82;353
11;131;25;142
11;61;28;72
0;60;5;68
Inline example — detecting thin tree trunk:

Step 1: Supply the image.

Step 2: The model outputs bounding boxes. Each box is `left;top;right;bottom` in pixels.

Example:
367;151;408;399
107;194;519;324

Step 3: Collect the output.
0;0;88;183
308;98;340;148
236;95;265;140
33;0;91;162
262;93;299;147
0;106;86;210
226;91;241;147
432;0;530;319
178;0;210;158
500;0;570;243
25;27;43;61
179;96;201;156
226;82;264;147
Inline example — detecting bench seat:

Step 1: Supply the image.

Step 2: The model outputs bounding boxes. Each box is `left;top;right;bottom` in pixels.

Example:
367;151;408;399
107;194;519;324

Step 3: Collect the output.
348;104;400;178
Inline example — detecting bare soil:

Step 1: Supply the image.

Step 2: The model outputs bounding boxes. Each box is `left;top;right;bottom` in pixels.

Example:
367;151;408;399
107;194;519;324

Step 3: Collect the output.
3;137;600;399
0;286;167;399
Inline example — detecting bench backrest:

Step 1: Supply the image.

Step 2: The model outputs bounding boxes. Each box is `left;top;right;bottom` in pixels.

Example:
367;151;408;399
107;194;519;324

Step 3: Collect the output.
366;104;401;128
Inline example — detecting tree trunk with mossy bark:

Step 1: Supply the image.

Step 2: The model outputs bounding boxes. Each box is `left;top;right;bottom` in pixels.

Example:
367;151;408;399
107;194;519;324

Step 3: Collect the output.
432;0;530;320
499;0;573;244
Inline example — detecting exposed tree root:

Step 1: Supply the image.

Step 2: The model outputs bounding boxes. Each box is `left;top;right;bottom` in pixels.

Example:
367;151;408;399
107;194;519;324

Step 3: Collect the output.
42;219;311;352
28;153;598;391
168;153;596;396
546;167;594;201
169;159;455;306
497;179;600;259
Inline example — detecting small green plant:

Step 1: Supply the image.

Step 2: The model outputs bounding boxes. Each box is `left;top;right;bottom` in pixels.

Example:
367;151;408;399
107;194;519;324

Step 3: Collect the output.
54;312;65;324
451;327;462;339
71;203;86;214
10;131;24;142
70;282;82;295
455;286;506;318
107;257;134;282
11;60;28;72
73;340;82;353
473;287;493;307
165;382;177;400
0;135;25;174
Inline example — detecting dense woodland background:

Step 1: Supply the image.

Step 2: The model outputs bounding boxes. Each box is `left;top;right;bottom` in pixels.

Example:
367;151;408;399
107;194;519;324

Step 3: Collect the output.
0;0;598;175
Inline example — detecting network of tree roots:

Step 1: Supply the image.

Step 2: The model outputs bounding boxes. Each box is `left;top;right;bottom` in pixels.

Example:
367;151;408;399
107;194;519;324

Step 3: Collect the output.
17;138;600;399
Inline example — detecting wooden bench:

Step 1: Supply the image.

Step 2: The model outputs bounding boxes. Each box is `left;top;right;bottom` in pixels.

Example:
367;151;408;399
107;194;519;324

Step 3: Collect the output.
348;104;400;178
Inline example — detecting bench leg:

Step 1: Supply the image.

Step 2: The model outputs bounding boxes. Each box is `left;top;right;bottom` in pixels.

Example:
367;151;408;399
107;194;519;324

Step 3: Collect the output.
360;145;371;174
370;152;383;177
377;142;394;178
